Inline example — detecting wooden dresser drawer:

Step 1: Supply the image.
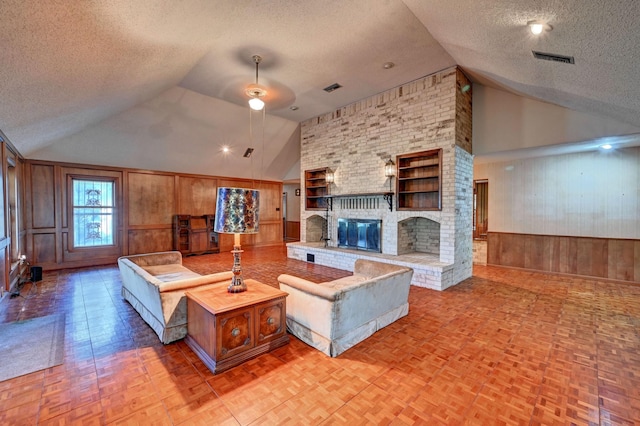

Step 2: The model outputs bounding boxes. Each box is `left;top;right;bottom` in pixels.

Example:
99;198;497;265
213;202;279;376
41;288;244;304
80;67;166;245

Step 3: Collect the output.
217;307;254;360
257;298;286;343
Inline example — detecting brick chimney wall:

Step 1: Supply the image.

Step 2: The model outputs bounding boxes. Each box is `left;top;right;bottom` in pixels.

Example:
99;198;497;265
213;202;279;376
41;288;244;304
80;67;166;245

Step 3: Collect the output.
299;66;473;286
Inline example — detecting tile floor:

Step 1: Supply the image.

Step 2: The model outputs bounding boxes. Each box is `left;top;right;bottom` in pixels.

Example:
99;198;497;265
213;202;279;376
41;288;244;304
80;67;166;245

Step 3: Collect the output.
0;244;639;425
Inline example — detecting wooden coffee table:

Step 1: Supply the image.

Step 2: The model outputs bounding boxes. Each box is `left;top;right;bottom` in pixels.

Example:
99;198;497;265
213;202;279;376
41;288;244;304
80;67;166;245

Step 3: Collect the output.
184;279;289;374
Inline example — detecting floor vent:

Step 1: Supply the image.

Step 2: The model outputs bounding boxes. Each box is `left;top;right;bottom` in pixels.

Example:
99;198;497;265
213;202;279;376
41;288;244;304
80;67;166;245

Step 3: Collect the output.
532;50;575;64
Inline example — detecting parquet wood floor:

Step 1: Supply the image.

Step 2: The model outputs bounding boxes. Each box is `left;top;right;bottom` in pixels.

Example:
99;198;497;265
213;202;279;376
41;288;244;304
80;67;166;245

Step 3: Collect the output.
1;244;639;425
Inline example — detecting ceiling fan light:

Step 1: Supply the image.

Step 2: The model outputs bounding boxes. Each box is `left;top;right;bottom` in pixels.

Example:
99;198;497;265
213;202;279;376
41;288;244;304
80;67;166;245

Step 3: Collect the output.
528;20;552;35
248;97;265;111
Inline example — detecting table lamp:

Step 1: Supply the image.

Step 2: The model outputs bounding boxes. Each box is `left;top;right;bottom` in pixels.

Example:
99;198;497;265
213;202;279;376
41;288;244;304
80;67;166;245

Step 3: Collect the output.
214;187;260;293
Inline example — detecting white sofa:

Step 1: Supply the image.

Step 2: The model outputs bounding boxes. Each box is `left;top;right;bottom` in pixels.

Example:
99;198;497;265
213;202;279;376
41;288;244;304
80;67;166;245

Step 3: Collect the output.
118;251;233;343
278;259;414;357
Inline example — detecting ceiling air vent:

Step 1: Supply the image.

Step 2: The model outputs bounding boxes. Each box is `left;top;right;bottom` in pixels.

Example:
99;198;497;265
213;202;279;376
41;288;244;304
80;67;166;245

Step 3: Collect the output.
532;50;575;64
323;83;342;93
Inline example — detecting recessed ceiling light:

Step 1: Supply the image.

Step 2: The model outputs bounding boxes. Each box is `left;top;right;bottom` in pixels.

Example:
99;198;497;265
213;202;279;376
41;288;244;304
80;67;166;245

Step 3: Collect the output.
290;105;299;111
600;144;613;150
528;20;552;35
222;146;230;153
383;62;395;69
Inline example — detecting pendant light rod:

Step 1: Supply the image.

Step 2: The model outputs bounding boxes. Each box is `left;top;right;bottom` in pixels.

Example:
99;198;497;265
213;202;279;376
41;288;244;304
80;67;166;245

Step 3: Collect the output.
253;55;262;85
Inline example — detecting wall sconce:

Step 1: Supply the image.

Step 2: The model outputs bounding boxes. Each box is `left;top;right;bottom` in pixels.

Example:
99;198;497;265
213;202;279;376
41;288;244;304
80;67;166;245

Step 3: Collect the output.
325;168;334;184
384;159;395;192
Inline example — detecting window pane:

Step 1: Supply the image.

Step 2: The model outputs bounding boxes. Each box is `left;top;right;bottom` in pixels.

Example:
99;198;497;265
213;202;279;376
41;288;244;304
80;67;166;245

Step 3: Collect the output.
73;180;113;207
72;179;115;247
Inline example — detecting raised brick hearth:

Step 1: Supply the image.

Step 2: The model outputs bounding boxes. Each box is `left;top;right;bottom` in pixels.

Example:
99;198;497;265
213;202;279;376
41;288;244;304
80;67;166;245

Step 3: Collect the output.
287;242;455;290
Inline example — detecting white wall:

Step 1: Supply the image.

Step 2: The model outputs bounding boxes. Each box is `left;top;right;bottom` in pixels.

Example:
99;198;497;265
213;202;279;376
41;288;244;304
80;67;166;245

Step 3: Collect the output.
283;183;301;222
473;86;640;156
474;147;640;239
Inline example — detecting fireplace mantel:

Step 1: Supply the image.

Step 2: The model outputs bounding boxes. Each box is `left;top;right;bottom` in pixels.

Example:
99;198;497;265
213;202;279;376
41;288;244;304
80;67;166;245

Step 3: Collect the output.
324;192;393;211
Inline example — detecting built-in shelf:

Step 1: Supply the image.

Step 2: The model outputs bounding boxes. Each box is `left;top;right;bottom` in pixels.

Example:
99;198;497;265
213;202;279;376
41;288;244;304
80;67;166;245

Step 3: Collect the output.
304;168;330;210
396;149;442;210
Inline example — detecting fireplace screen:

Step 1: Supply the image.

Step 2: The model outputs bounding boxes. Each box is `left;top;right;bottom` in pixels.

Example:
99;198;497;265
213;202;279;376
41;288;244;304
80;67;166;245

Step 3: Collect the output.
337;219;382;252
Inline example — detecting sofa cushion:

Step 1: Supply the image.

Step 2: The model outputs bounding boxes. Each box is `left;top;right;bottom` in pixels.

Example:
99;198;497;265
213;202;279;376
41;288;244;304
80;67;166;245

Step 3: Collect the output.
126;251;182;267
143;264;201;282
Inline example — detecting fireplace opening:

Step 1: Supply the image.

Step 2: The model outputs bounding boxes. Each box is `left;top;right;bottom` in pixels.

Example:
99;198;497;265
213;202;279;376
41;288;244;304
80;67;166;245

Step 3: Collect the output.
306;214;328;243
337;218;382;252
397;217;440;256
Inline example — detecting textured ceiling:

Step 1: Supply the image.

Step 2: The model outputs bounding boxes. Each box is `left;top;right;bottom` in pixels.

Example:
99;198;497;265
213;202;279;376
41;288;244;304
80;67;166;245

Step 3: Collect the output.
1;0;639;179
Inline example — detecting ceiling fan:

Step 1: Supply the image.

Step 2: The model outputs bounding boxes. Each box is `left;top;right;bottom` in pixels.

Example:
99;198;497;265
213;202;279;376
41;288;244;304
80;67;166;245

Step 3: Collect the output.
246;55;267;111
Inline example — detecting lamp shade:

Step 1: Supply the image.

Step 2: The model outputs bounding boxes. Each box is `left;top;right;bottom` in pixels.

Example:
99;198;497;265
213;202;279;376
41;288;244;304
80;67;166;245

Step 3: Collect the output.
214;187;260;234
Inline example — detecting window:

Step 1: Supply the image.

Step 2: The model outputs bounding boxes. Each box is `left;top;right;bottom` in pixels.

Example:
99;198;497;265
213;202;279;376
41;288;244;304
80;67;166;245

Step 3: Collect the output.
72;179;115;247
473;180;488;240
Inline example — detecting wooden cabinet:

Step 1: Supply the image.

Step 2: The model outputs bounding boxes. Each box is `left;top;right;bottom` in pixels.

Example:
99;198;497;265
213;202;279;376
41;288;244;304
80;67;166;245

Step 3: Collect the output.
185;279;289;374
173;214;219;255
304;168;329;210
217;306;254;360
396;149;442;210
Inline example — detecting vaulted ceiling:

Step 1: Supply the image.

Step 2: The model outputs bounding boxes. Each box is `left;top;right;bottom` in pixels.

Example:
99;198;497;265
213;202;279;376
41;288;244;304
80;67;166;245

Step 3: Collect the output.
1;1;639;180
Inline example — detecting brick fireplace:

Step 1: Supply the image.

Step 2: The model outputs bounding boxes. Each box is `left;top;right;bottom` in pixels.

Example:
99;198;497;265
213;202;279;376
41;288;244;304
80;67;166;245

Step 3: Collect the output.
288;66;473;291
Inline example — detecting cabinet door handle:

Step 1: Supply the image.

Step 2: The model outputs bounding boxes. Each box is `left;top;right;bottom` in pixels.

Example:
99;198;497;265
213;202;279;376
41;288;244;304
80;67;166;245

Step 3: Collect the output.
267;317;275;325
231;327;240;337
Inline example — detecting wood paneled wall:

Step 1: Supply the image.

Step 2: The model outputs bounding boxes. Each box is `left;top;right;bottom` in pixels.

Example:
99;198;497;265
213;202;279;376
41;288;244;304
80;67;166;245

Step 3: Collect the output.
487;232;640;283
1;139;27;294
25;160;283;271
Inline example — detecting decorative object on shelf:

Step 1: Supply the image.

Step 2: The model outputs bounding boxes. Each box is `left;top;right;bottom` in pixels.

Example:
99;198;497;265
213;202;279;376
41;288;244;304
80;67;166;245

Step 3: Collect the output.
384;158;395;192
295;189;300;196
214;187;260;293
246;55;267;111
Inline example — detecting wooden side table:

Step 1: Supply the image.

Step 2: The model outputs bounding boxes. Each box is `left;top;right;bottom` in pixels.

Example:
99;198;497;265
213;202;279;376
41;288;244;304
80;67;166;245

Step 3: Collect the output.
184;279;289;374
